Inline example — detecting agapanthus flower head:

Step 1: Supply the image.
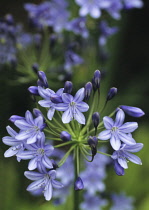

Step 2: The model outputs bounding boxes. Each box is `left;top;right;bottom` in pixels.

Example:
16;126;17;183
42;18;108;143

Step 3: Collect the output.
55;88;89;124
98;109;137;150
25;169;63;201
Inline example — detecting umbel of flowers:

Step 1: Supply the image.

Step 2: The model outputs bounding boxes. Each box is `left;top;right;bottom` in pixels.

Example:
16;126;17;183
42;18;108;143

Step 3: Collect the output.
2;69;144;202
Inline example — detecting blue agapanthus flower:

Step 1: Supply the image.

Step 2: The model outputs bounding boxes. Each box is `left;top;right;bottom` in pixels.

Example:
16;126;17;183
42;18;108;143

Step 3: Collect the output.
111;142;143;169
11;110;46;144
75;0;111;18
98;109;137;150
55;88;89;124
64;49;84;72
99;20;118;46
66;17;89;38
38;86;64;120
24;0;69;32
2;126;25;162
110;192;134;210
17;132;54;170
25;169;63;201
80;192;108;210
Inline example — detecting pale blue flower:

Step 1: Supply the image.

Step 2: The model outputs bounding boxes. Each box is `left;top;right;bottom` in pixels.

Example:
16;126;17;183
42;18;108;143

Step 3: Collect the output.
2;126;25;162
55;88;89;124
17;132;54;170
14;110;45;144
25;169;63;201
110;192;134;210
38;86;64;120
98;109;137;150
111;142;143;169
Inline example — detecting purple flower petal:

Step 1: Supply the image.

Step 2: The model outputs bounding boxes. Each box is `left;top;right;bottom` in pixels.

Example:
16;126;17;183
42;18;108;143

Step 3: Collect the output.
14;119;31;130
44;182;52;201
26;179;45;191
27;133;38;144
124;143;143;153
118;157;128;169
62;109;72;123
118;132;136;145
25;111;34;125
76;102;89;112
74;109;86;124
2;136;18;146
28;157;38;170
120;105;145;117
4;147;18;157
34;116;44;128
6;126;17;137
62;93;73;103
54;103;68;111
24;171;44;180
52;179;64;189
74;88;85;102
42;155;53;168
98;130;111;140
103;116;114;129
119;122;138;133
110;135;121;150
38;100;51;107
16;131;32;141
47;107;55;120
38;86;54;99
114;109;125;127
17;151;34;160
56;88;64;96
124;151;142;165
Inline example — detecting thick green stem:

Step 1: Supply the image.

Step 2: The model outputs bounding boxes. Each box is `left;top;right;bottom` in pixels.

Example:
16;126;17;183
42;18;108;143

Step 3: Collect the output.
74;147;80;210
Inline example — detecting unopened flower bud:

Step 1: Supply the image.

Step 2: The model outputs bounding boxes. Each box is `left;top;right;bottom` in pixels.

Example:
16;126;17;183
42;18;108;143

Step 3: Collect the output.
60;131;71;142
88;136;98;161
92;112;100;129
74;177;84;191
9;115;24;123
33;108;43;117
64;81;73;94
37;71;48;88
120;105;145;117
107;87;117;101
84;82;92;101
50;94;63;104
28;86;39;96
114;160;125;176
32;63;39;74
92;70;101;91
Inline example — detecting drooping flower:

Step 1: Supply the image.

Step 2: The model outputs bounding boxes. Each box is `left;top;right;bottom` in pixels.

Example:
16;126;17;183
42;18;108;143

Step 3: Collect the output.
98;109;137;150
55;88;89;124
24;169;63;201
2;126;25;162
38;86;64;120
111;142;143;169
12;110;45;144
119;105;145;117
17;132;54;170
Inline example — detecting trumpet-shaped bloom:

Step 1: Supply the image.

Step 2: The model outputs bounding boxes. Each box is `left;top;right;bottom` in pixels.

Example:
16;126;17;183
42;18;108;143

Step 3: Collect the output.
2;126;25;162
55;88;89;124
98;109;138;150
17;132;54;170
111;142;143;169
14;110;45;144
24;170;63;201
38;86;64;120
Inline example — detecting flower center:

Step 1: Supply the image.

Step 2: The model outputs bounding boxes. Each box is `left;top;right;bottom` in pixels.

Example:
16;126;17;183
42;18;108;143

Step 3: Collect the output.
70;101;76;106
37;148;45;155
111;126;118;132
